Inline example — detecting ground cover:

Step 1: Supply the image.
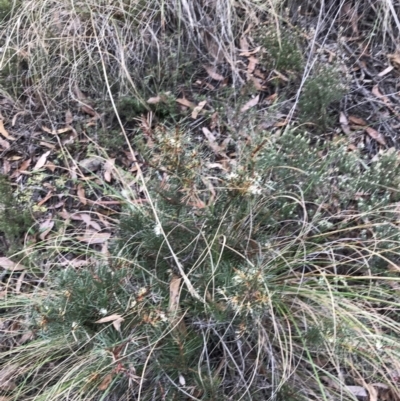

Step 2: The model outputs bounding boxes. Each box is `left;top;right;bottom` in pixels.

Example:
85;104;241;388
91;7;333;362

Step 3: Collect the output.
1;0;400;400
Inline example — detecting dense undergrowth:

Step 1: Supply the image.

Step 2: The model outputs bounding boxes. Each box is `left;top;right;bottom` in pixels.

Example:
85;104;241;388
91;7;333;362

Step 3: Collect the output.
1;0;400;400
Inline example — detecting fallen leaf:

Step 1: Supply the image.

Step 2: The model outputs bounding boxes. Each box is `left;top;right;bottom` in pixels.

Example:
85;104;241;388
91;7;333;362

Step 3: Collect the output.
65;109;73;125
0;120;16;140
19;159;31;172
364;383;378;401
388;52;400;68
73;84;87;101
0;364;18;384
45;161;56;172
81;104;97;117
95;313;124;332
346;385;367;398
202;127;220;154
240;94;259;112
98;373;113;391
239;46;261;56
2;159;10;174
41;125;74;136
272;69;289;82
247;56;258;74
77;183;87;205
365;126;386;146
0;137;10;149
240;36;250;52
33;151;51;171
169;275;182;314
7;155;22;161
176;98;196;109
372;84;393;109
204;65;225;81
104;158;115;182
349;115;367;126
41;125;53;134
378;65;394;77
11;111;25;127
179;374;186;386
79;213;102;231
79;157;102;173
168;274;187;335
147;96;161;104
248;76;265;91
37;190;53;207
340;112;351;134
59;259;90;268
191;100;207;119
95;313;124;324
39;219;54;240
18;331;34;345
254;69;266;79
0;257;25;271
15;271;26;293
40;140;56;149
77;231;111;244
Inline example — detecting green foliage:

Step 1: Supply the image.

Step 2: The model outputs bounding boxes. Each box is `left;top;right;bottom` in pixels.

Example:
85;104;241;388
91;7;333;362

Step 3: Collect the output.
261;28;304;74
2;1;400;400
34;266;130;341
0;175;33;256
0;0;20;22
110;124;400;399
3;122;400;400
298;66;347;129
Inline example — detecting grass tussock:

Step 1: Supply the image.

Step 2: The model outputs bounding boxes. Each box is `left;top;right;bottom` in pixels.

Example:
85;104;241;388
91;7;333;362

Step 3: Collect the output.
1;0;400;400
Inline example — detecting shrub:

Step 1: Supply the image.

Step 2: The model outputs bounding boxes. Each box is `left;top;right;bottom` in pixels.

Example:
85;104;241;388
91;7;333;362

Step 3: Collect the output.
298;66;347;130
0;175;33;256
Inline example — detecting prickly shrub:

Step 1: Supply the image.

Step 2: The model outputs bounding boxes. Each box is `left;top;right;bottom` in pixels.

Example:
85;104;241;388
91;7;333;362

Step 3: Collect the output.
298;66;347;129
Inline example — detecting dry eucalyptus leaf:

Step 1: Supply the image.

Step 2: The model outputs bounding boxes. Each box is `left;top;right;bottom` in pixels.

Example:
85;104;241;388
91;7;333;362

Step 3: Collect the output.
247;56;258;74
239;46;261;56
39;219;54;240
388;52;400;67
0;120;16;140
77;231;111;244
240;36;250;52
202;127;220;154
33;151;51;171
77;183;87;205
340;112;351;135
95;313;124;332
98;373;113;391
176;98;195;109
0;364;19;388
179;374;186;386
147;96;161;104
79;157;102;173
365;126;386;146
104;158;115;182
349;115;367;126
204;66;225;81
191;100;207;119
0;137;10;149
65;109;73;125
81;104;97;117
168;275;182;314
0;257;26;271
95;313;124;324
346;385;367;399
378;65;394;77
240;94;259;112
